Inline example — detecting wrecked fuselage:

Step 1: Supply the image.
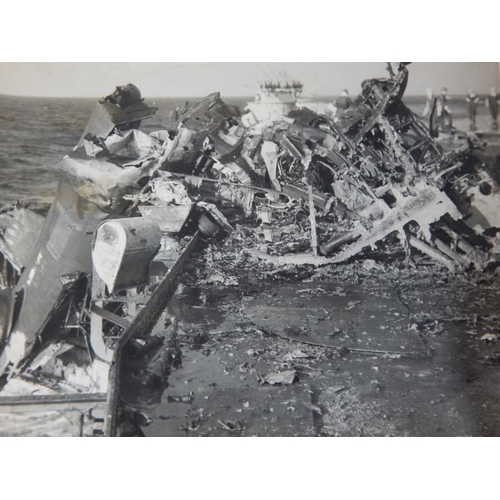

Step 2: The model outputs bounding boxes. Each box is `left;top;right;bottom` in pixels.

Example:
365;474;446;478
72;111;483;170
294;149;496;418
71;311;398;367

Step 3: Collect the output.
0;85;233;435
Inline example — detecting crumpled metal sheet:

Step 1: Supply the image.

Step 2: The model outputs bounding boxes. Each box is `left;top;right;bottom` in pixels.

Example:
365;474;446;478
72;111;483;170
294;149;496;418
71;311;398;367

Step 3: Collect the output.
0;208;45;270
62;155;157;212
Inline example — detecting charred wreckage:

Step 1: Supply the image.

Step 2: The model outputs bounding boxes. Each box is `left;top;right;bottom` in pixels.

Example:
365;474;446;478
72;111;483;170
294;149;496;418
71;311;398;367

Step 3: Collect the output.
0;63;499;436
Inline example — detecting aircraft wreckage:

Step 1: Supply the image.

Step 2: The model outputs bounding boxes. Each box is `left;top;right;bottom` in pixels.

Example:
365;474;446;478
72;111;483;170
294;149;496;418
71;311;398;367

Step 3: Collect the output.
1;63;499;436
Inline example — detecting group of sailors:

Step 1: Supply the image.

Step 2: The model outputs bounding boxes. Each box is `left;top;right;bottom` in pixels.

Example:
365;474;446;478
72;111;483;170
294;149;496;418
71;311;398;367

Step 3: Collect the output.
423;86;500;133
329;86;500;134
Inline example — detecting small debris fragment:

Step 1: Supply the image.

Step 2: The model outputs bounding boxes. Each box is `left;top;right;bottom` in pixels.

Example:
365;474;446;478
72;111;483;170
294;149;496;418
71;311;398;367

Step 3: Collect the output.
345;301;361;310
332;386;346;394
362;259;377;271
167;392;194;404
283;350;309;361
217;420;245;432
259;370;297;385
303;402;323;416
480;333;499;342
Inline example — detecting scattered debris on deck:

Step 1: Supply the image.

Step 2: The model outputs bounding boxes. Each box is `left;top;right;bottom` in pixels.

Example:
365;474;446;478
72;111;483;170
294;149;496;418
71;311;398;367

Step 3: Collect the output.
1;65;500;436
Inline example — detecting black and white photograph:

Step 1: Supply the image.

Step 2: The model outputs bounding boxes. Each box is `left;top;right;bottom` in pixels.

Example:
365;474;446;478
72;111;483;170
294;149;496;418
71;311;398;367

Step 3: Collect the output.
1;61;499;439
3;2;500;496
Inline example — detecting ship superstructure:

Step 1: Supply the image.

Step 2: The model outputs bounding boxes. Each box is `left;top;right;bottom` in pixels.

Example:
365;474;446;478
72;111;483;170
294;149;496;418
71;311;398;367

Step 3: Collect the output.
244;81;303;123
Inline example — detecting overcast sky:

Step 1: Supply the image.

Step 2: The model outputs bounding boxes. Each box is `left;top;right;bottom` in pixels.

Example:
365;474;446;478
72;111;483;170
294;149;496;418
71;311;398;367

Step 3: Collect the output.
0;62;498;98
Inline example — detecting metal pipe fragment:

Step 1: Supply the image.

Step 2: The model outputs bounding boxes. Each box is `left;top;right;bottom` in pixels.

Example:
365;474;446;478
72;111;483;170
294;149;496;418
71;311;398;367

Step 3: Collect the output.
434;238;470;267
320;232;359;256
308;186;318;255
408;236;455;270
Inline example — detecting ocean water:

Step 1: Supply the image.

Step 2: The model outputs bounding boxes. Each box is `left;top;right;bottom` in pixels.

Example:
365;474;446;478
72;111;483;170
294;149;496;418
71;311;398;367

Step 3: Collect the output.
0;93;489;209
0;96;92;207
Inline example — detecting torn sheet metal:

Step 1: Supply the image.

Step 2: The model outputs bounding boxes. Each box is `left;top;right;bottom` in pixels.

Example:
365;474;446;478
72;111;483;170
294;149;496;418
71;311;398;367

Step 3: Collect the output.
138;204;192;233
0;208;45;271
77;83;157;150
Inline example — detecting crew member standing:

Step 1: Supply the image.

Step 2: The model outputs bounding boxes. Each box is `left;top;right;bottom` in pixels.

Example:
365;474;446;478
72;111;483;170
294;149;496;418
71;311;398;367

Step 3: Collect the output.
486;87;500;131
465;89;480;131
335;90;352;119
436;87;453;132
422;88;434;118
